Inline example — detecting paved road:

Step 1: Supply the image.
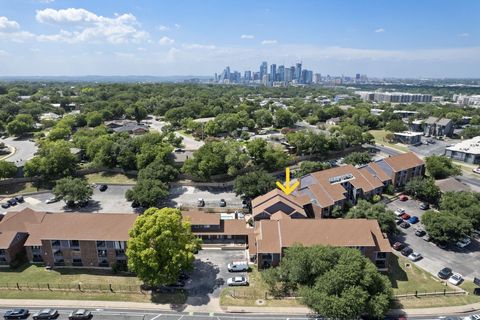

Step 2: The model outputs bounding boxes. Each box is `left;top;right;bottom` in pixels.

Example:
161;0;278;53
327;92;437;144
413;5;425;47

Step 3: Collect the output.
0;137;37;167
387;198;480;281
146;118;204;151
168;186;242;209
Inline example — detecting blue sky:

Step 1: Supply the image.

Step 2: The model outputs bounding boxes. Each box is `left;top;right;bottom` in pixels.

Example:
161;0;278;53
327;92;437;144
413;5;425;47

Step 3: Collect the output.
0;0;479;77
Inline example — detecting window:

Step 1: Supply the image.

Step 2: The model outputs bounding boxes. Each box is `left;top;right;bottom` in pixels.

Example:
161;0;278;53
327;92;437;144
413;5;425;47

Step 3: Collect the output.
51;240;61;247
114;241;125;250
72;258;83;266
115;249;126;257
0;249;6;256
96;241;106;248
376;252;387;260
69;240;80;248
97;250;107;258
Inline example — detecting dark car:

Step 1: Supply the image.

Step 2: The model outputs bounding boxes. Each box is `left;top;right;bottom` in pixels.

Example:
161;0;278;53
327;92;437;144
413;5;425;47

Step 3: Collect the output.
415;229;426;237
4;309;30;319
7;198;17;206
399;221;410;229
99;184;108;192
395;218;404;225
392;242;405;251
401;247;413;256
219;199;226;207
32;309;59;320
68;309;93;320
419;202;430;210
131;201;140;208
14;195;24;203
438;267;453;279
1;202;10;209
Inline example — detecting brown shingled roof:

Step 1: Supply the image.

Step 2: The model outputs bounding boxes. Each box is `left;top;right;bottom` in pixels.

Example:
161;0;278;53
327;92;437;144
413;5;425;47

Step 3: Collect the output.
367;162;391;182
0;231;20;249
255;219;391;254
182;210;221;225
383;152;424;172
252;189;307;219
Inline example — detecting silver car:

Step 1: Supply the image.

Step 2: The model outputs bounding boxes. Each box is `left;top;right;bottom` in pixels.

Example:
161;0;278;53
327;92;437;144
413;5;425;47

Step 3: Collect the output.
227;276;249;286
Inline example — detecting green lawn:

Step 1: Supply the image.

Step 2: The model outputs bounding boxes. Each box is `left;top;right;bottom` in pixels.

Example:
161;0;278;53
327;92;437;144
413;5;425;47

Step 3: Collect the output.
84;172;136;184
369;130;410;152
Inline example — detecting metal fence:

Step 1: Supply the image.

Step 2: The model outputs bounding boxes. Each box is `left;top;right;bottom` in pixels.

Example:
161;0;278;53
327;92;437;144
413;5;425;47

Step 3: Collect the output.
393;289;467;299
0;282;144;294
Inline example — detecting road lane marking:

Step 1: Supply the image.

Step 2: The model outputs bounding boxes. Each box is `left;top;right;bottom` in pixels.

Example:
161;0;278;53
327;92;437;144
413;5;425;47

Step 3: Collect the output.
150;314;163;320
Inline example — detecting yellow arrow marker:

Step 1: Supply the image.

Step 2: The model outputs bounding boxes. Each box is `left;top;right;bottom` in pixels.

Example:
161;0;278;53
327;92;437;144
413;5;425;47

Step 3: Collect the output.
276;167;299;195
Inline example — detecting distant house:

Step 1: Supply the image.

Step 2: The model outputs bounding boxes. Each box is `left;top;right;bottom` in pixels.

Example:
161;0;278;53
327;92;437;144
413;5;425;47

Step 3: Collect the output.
423;117;454;137
105;120;148;135
393;131;423;145
39;112;61;122
326;117;341;126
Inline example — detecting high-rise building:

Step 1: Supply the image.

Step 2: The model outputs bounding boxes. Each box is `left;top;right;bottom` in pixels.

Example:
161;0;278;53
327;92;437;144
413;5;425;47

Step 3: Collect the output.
253;72;260;81
270;64;276;82
277;65;285;82
301;69;308;84
306;70;313;84
260;62;268;82
244;71;252;81
313;73;322;84
356;73;361;82
295;62;302;82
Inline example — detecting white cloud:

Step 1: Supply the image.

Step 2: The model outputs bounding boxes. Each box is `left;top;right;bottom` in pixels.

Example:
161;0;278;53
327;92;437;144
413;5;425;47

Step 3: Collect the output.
0;16;20;30
240;34;254;39
159;36;174;45
157;25;169;31
174;23;181;29
35;8;149;44
183;43;216;50
374;28;385;33
459;33;470;37
261;39;277;45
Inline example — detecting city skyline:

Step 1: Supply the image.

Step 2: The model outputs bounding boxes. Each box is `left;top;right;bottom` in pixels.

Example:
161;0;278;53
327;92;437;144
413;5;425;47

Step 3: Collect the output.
0;0;479;77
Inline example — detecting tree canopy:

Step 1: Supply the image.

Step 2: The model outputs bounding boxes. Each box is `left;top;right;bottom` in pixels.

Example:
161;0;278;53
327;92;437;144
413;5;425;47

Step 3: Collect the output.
346;200;397;234
422;210;472;244
53;177;93;206
404;177;441;204
0;161;17;179
233;170;276;199
24;140;78;179
344;151;372;166
425;155;461;179
127;207;201;286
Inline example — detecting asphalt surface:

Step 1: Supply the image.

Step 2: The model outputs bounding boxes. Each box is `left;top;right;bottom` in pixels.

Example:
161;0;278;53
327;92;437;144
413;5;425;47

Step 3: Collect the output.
408;139;450;157
146;118;204;151
387;198;480;281
1;137;37;167
168;186;242;209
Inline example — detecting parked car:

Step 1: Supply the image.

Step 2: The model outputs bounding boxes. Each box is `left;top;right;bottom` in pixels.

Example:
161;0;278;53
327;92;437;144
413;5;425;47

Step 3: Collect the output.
1;202;10;209
473;167;480;174
415;228;426;237
408;216;419;224
456;237;471;249
7;198;17;206
45;197;60;204
437;267;453;279
219;199;227;207
392;242;405;251
408;252;423;261
227;276;249;286
68;309;93;320
400;213;411;220
462;315;480;320
399;195;408;201
437;241;448;249
422;234;431;242
419;202;430;210
14;195;24;203
399;221;410;229
227;260;249;272
394;208;406;216
197;198;205;207
401;247;413;256
395;217;403;225
3;309;30;319
32;308;59;320
448;273;463;286
99;184;108;192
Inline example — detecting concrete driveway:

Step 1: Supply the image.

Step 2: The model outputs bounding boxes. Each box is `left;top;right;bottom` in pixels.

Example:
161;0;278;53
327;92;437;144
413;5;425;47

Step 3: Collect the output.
387;198;480;281
168;186;242;209
1;137;37;167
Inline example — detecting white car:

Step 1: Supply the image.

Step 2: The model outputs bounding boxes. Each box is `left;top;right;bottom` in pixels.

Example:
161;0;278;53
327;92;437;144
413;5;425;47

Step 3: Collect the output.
394;208;406;216
448;273;463;285
45;197;60;204
408;252;422;261
462;315;480;320
473;167;480;174
227;276;249;286
456;237;471;248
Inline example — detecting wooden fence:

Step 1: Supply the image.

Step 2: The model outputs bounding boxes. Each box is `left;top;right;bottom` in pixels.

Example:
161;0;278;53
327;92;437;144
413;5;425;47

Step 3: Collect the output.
0;282;143;294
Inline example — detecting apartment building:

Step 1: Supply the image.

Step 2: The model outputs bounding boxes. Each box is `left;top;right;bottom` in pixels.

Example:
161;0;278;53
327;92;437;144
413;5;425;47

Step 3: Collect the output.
423;117;454;137
445;136;480;164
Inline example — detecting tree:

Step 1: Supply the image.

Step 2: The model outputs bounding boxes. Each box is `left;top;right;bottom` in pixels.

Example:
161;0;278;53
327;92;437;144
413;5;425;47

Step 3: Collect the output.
125;179;169;208
246;138;267;165
53;177;93;206
24;141;78;179
425;155;461;179
404;177;441;204
126;207;201;286
254;109;273;128
422;210;472;244
346;200;396;233
274;109;298;128
47;126;71;141
85;111;103;127
6;114;35;136
344;151;372;166
440;191;480;229
262;144;291;171
234;170;276;199
385;119;407;132
0;161;17;179
297;161;331;177
138;160;178;182
262;245;392;319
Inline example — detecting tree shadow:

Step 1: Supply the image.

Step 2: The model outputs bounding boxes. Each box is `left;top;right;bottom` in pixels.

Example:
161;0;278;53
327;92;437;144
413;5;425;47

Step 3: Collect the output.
61;200;103;213
385;255;408;289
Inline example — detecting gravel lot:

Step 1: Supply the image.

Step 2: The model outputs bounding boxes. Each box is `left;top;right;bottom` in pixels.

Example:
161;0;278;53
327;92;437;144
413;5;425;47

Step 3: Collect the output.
387;197;480;281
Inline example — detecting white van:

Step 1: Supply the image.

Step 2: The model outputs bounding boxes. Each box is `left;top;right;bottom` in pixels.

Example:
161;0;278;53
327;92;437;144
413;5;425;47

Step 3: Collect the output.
227;260;249;272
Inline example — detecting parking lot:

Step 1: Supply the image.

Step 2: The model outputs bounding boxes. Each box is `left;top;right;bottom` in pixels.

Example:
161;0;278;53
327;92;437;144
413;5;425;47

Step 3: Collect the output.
407;138;450;157
387;197;480;281
168;186;242;209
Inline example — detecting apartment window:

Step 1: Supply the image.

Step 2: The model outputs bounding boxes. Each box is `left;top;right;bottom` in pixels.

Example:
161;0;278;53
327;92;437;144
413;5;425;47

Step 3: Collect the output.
96;241;106;249
32;254;43;263
115;249;126;258
51;240;61;248
69;240;80;248
53;250;63;257
376;252;387;260
114;241;126;250
72;258;83;266
0;249;6;256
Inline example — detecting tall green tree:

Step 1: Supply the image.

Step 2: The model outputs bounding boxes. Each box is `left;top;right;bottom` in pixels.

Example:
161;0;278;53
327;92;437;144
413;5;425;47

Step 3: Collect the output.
0;161;17;179
296;161;331;177
24;140;78;179
234;170;276;199
125;179;169;208
6;114;35;136
422;210;472;243
425;155;461;179
127;207;202;286
385;119;407;132
53;177;93;206
344;151;372;166
440;191;480;229
404;177;441;204
346;200;396;233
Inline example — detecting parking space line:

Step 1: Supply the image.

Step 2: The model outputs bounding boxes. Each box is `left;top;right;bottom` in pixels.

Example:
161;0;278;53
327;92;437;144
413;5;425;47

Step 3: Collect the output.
150;314;163;320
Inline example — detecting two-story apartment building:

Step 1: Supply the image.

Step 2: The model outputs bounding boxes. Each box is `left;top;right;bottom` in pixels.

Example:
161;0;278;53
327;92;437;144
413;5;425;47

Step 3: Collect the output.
423;117;454;137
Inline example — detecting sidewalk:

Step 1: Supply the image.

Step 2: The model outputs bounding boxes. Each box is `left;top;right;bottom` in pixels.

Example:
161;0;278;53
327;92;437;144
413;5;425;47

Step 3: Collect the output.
0;298;480;316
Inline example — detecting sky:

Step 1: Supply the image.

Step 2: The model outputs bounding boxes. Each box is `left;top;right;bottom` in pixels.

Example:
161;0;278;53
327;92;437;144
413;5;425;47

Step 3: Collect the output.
0;0;479;78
